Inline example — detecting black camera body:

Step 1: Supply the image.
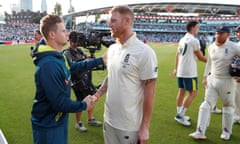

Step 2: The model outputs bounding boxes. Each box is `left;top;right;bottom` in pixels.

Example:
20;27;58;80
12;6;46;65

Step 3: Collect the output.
73;31;115;51
70;31;115;71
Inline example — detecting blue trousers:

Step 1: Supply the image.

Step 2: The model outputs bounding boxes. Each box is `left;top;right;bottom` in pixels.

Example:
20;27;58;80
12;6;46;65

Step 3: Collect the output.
32;121;68;144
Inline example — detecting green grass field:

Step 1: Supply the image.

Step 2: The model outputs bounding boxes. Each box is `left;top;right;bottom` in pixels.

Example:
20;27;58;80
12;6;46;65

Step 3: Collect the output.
0;43;240;144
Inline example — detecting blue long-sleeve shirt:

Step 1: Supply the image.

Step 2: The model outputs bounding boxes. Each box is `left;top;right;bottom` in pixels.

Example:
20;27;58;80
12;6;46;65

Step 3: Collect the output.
31;45;103;128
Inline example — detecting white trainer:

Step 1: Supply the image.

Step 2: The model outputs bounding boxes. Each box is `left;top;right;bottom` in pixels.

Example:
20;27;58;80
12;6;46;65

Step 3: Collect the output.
212;106;222;114
174;115;191;126
183;115;190;121
88;118;102;127
75;122;87;132
189;131;207;140
220;130;231;140
233;118;240;124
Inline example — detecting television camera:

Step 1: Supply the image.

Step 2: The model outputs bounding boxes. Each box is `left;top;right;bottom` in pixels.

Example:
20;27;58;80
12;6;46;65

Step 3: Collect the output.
69;31;115;91
70;30;115;71
72;31;115;58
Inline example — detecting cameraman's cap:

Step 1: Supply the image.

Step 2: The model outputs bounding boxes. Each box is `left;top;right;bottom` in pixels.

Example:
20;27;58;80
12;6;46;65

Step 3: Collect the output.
216;26;230;33
235;26;240;32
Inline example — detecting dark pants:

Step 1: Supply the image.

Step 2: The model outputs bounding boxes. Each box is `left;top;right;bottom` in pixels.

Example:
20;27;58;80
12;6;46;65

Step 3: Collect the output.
32;120;68;144
201;48;206;56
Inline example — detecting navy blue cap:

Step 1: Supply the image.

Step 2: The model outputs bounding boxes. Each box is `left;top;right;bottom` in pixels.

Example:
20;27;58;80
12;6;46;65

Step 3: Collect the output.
216;26;230;33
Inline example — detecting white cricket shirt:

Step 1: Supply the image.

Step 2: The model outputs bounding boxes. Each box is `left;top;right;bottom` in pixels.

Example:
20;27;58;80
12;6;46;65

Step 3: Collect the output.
105;33;158;131
204;39;240;78
177;33;200;77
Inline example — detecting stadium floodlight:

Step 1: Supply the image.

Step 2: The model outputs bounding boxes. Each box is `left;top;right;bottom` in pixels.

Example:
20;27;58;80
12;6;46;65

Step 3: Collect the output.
0;129;8;144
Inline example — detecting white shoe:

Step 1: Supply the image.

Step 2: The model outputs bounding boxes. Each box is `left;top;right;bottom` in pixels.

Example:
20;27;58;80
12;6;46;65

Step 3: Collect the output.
75;122;87;132
212;106;222;114
189;131;206;140
88;118;102;127
174;115;191;126
220;130;231;140
233;118;240;124
183;115;190;121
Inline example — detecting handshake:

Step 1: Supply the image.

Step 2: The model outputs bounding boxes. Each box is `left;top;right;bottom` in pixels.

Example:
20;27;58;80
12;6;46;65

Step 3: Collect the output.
83;94;100;111
233;76;240;83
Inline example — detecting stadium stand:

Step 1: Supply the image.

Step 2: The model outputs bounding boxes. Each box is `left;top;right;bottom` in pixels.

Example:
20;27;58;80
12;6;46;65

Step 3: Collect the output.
62;2;240;43
0;22;39;44
1;2;240;44
77;15;240;43
0;15;239;44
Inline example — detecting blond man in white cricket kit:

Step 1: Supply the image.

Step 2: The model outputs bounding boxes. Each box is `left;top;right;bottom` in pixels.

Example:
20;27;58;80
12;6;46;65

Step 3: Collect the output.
233;26;240;124
92;5;158;144
189;26;240;140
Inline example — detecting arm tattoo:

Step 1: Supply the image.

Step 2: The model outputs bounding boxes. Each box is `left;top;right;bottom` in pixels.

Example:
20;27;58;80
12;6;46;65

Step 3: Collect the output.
97;77;108;96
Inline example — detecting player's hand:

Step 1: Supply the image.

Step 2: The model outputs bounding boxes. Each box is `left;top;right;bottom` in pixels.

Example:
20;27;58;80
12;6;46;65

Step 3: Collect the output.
91;92;100;102
233;76;240;83
83;95;97;111
137;127;149;144
102;52;107;65
170;69;177;77
202;76;207;88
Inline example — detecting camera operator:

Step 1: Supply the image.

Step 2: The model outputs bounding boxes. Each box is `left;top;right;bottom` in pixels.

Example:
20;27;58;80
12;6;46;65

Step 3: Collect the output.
63;31;102;132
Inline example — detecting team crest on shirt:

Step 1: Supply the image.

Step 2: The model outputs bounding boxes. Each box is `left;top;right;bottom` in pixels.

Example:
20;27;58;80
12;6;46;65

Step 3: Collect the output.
225;48;228;56
64;75;71;86
121;53;130;68
65;79;69;86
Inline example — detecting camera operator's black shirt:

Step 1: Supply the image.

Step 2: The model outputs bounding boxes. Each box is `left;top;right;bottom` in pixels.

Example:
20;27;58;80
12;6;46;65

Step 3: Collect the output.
63;47;96;97
64;47;89;80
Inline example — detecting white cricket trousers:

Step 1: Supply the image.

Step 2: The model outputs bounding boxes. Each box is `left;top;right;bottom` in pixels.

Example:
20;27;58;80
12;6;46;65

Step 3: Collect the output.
103;122;138;144
197;75;236;135
234;84;240;121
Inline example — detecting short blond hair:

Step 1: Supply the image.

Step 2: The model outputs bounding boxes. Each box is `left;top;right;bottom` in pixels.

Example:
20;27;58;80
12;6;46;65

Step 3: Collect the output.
110;5;134;24
40;14;63;40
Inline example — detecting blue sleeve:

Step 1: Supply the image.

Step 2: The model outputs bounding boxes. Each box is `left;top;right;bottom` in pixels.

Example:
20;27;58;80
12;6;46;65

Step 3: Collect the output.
40;62;87;113
68;57;104;73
